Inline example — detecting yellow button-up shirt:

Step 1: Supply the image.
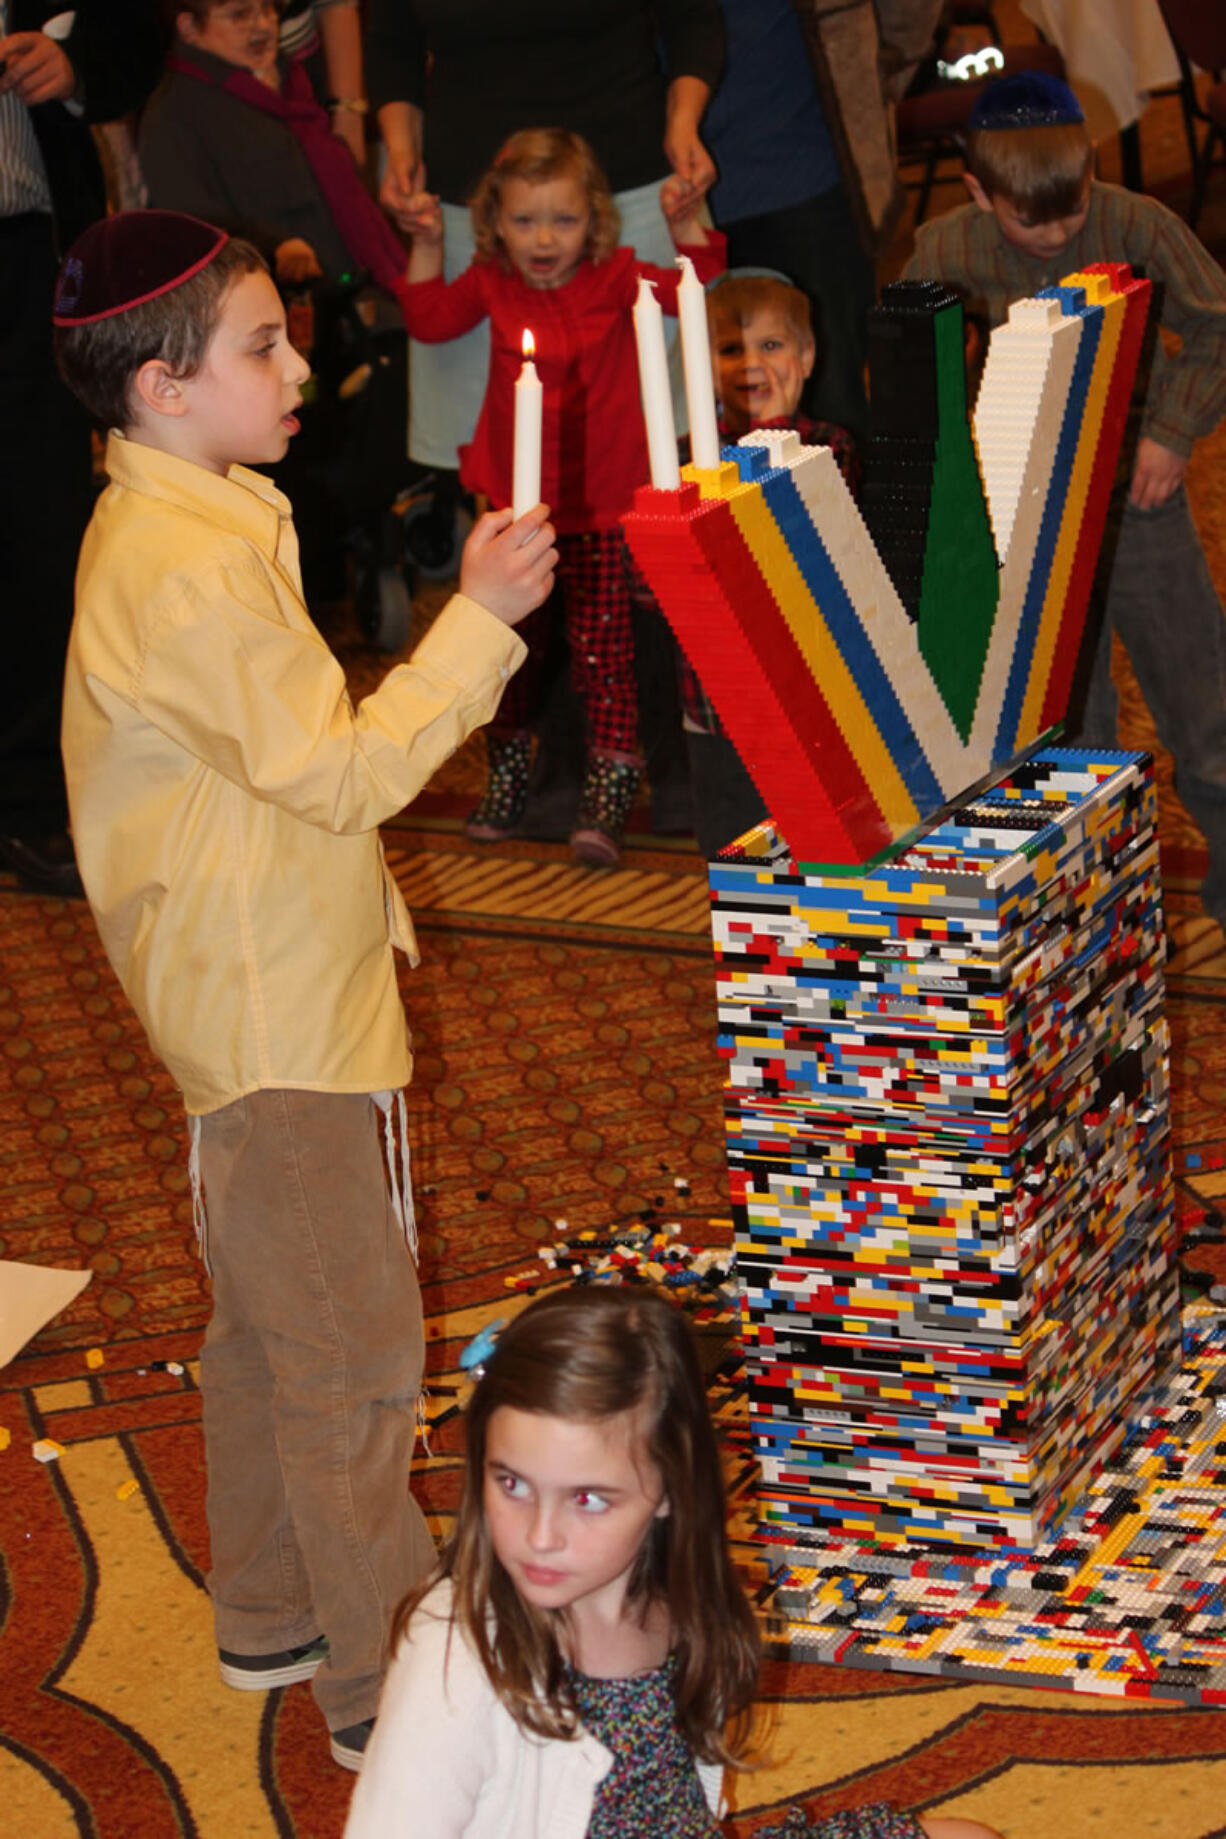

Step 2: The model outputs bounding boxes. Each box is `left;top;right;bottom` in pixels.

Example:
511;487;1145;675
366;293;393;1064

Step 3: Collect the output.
63;434;525;1115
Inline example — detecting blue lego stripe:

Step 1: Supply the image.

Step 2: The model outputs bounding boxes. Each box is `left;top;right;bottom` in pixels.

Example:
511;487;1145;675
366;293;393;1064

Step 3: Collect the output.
757;464;947;813
995;289;1101;756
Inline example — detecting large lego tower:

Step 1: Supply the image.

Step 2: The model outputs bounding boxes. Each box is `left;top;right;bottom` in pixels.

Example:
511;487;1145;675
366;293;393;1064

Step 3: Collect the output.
624;269;1178;1550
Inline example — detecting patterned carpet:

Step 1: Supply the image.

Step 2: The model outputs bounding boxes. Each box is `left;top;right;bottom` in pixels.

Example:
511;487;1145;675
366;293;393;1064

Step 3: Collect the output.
7;42;1226;1835
4;739;1226;1838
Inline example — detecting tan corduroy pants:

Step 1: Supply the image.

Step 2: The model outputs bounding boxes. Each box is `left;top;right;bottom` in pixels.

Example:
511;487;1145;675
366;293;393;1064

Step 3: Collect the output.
197;1088;434;1729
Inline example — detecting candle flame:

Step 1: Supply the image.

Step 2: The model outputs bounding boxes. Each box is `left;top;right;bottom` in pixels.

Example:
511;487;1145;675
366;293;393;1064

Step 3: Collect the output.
522;328;535;360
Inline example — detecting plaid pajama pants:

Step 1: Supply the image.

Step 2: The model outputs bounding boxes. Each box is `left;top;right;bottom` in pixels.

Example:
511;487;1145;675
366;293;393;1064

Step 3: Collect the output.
493;528;639;755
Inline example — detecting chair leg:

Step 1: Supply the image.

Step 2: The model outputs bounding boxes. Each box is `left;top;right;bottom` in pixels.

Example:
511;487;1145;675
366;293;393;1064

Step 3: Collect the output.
915;146;939;225
1189;124;1220;230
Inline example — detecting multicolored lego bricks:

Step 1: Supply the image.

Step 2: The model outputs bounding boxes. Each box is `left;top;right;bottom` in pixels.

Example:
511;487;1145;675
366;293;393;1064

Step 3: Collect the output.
713;750;1178;1549
725;1305;1226;1705
621;269;1151;866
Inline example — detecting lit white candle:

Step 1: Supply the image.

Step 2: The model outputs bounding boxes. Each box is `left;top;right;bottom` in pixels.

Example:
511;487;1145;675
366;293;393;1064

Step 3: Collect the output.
512;328;543;518
676;254;720;469
632;276;680;490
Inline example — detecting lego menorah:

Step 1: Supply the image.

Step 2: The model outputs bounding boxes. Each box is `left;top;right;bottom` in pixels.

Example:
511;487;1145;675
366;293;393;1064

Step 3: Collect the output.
624;268;1178;1549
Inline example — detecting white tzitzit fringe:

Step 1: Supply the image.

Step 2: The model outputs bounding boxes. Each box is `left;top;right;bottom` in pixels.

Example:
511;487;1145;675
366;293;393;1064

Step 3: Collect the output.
374;1090;428;1446
374;1088;418;1261
186;1112;210;1272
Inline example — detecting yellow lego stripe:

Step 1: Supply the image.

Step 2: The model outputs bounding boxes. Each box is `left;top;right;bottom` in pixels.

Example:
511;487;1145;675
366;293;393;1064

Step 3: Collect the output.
1017;273;1126;743
683;462;922;835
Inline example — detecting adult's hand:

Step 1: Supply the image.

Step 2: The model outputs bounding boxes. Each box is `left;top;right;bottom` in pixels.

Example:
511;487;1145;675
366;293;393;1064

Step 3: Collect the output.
378;100;427;231
330;104;366;167
1129;437;1186;511
663;74;716;200
0;30;76;106
319;2;366;164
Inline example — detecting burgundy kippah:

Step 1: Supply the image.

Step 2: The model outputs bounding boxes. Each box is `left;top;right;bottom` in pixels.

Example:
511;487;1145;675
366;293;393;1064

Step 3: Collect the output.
53;210;229;327
968;72;1085;132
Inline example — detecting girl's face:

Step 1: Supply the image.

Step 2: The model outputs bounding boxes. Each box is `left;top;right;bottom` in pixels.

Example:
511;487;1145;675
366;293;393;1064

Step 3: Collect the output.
484;1405;668;1626
496;175;592;290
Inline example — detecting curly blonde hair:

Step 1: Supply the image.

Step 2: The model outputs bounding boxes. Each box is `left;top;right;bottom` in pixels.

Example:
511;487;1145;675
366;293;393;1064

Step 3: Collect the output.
471;128;621;269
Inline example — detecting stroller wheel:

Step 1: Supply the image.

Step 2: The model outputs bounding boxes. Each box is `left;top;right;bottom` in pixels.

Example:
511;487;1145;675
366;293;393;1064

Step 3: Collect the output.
402;495;474;581
355;507;414;652
357;562;412;653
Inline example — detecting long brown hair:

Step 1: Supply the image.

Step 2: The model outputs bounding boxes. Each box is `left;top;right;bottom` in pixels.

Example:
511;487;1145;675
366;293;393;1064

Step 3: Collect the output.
470;127;621;268
395;1286;761;1764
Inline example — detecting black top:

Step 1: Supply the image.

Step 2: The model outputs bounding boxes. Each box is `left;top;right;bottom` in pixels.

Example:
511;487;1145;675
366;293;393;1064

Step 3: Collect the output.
364;0;724;203
139;46;354;281
16;0;163;247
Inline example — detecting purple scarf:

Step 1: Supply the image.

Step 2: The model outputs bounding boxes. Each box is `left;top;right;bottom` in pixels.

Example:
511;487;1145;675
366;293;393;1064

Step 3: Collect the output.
168;51;408;296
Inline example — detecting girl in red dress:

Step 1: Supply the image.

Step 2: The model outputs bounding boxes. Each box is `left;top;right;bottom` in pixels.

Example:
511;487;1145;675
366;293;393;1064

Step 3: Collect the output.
398;128;722;866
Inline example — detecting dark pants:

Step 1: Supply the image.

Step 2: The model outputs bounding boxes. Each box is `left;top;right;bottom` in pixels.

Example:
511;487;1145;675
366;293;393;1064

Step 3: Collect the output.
1069;485;1226;927
685;727;768;860
0;212;95;831
722;183;875;446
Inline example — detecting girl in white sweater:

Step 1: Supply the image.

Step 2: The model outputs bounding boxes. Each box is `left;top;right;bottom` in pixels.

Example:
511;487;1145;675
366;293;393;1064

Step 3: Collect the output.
345;1287;1003;1839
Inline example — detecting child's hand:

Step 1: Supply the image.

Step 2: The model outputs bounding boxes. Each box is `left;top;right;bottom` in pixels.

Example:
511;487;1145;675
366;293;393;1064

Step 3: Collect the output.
460;505;557;627
275;239;323;285
660;174;708;244
1129;436;1187;510
401;192;444;245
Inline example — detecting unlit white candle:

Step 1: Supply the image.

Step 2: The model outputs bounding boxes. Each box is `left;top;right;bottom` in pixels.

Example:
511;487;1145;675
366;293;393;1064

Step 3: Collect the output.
632;276;680;490
512;331;543;518
676;254;720;469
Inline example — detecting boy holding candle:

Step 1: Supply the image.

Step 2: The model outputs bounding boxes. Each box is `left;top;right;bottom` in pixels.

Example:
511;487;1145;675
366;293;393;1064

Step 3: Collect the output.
52;210;556;1769
398;127;723;867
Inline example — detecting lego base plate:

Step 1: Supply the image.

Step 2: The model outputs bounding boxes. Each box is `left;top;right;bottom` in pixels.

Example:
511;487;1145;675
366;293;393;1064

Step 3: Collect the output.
724;1304;1226;1704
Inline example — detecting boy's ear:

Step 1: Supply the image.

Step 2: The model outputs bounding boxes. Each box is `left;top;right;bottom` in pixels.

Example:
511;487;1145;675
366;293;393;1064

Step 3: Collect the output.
963;172;994;214
132;358;191;421
177;10;203;47
799;336;816;382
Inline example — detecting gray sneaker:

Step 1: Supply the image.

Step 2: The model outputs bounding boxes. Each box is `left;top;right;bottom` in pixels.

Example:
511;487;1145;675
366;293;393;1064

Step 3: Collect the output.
218;1635;328;1690
330;1717;374;1771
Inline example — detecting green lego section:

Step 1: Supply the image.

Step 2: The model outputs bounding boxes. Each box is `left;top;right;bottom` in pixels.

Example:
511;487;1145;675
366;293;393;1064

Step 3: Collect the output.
917;298;1001;741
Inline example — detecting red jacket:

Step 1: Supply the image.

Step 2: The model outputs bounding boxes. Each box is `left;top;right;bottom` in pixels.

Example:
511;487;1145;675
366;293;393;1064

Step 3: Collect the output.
399;239;726;532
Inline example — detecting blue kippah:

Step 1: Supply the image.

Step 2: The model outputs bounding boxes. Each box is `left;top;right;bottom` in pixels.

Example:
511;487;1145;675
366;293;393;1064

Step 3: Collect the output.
967;71;1085;132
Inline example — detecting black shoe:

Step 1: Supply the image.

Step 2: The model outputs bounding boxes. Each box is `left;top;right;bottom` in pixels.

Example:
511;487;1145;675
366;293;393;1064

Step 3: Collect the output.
330;1716;374;1770
0;832;85;899
218;1634;328;1690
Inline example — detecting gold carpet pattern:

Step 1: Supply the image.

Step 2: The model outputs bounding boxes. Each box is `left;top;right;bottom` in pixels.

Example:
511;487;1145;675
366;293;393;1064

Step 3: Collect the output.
6;28;1226;1830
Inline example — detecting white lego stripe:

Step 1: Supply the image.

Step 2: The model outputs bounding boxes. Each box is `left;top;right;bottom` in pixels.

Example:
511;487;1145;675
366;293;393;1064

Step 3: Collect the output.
969;301;1084;759
718;287;1106;813
784;445;968;791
